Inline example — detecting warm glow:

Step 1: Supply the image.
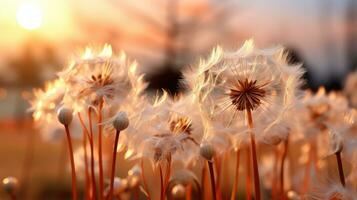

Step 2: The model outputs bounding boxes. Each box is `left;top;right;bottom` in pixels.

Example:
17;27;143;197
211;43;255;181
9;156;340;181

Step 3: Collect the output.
16;3;43;30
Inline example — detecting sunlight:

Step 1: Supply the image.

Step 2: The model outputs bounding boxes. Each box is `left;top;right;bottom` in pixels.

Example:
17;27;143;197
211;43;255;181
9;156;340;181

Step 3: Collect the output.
16;3;43;30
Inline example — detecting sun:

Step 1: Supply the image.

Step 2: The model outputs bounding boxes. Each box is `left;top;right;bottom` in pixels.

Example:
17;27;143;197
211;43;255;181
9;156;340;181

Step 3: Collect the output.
16;3;43;30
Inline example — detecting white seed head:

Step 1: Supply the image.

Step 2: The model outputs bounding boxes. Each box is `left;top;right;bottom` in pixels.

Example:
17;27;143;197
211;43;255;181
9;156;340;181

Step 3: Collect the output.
200;143;215;161
2;177;19;194
57;107;73;125
171;184;186;199
113;112;129;131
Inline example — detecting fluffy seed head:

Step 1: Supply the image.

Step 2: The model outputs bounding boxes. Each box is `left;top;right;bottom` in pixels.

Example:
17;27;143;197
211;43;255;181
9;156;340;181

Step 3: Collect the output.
200;143;215;161
57;107;73;125
113;112;129;131
2;177;19;194
171;184;186;199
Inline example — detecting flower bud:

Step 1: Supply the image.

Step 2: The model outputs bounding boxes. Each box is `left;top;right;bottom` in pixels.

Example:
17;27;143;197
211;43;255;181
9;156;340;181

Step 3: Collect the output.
113;112;129;131
57;107;73;125
200;143;215;161
2;177;19;194
171;184;186;199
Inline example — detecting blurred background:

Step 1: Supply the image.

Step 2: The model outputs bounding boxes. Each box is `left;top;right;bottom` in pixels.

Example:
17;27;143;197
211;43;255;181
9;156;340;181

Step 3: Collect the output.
0;0;356;199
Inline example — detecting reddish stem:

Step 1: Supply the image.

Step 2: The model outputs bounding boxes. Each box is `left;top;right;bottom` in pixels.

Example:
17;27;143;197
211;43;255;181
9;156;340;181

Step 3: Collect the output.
231;149;240;200
64;125;78;200
140;159;151;200
302;142;313;194
246;147;252;200
83;129;90;200
97;103;104;200
186;183;192;200
272;148;279;200
214;157;222;200
10;193;17;200
159;164;164;200
246;109;261;200
85;110;98;200
164;155;172;196
108;130;120;200
335;152;345;187
208;161;217;200
280;139;289;200
201;163;207;200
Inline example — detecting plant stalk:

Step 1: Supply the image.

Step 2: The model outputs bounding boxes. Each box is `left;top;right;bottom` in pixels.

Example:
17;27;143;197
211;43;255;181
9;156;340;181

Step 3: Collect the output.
64;125;78;200
231;149;240;200
246;109;261;200
208;161;217;200
335;152;345;187
108;130;120;200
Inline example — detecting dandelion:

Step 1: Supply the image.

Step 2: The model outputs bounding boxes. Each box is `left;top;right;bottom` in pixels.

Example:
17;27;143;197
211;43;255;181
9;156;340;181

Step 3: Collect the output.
120;92;203;200
200;142;216;200
59;44;145;199
192;39;303;200
57;106;77;200
108;111;129;200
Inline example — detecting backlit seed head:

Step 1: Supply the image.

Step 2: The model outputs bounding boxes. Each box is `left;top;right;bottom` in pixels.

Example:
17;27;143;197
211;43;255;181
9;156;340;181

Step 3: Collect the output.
171;184;186;199
113;112;129;131
200;143;215;161
57;107;73;125
2;177;19;194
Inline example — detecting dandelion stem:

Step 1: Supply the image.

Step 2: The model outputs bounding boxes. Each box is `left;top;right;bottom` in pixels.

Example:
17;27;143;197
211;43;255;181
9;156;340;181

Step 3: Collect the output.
140;159;151;200
208;161;217;200
302;141;314;194
85;110;98;200
246;109;261;200
186;183;192;200
280;138;289;200
159;164;164;200
57;138;67;184
64;125;77;200
164;155;172;196
245;147;252;200
214;157;222;200
83;129;90;200
335;152;345;187
201;163;208;199
230;149;240;200
108;130;120;200
272;148;279;200
97;103;104;200
10;192;17;200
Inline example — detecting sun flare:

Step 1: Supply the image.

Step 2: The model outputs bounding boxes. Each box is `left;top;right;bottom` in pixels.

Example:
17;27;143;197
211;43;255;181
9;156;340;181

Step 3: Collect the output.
16;3;43;30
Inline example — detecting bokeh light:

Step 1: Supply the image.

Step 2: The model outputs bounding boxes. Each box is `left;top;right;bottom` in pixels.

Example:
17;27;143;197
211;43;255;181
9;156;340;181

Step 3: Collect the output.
16;3;43;30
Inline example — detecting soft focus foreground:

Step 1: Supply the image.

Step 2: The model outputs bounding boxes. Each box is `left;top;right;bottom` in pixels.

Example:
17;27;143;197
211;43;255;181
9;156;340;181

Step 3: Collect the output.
0;1;357;200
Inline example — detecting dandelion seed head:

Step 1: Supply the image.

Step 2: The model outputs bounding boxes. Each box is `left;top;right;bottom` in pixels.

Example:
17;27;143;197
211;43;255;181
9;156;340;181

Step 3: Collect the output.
29;78;66;122
59;44;145;113
190;40;304;142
